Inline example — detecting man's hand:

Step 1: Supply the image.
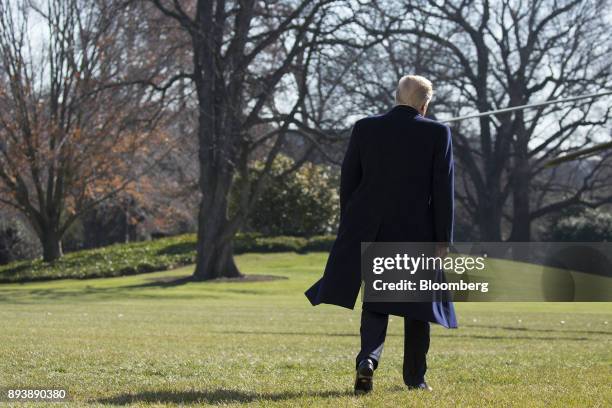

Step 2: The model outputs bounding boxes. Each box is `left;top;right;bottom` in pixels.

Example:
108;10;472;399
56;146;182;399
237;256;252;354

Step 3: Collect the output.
435;243;449;259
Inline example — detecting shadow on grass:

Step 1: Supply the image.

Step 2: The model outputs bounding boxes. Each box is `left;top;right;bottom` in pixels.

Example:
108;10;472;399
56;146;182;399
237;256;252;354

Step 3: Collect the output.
212;330;593;341
130;274;286;289
0;286;222;303
96;388;351;405
464;324;612;336
126;275;196;288
0;273;286;303
0;280;220;303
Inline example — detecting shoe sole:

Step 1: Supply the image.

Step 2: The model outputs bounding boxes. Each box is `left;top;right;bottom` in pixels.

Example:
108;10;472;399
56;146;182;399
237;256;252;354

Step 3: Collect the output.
354;365;374;395
407;385;433;391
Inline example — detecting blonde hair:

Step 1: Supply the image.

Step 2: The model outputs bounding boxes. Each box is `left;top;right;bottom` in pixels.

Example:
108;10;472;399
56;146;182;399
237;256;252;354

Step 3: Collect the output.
395;75;433;109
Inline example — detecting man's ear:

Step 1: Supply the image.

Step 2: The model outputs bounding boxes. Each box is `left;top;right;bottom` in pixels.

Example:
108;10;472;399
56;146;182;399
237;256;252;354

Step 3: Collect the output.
420;103;428;116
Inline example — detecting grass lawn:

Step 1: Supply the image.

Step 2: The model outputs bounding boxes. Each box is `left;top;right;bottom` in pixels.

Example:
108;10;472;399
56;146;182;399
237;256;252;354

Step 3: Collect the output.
0;252;611;407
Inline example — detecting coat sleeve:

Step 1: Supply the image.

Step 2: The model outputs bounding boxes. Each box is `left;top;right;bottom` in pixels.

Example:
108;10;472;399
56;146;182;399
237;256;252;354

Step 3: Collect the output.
339;121;362;222
432;125;454;243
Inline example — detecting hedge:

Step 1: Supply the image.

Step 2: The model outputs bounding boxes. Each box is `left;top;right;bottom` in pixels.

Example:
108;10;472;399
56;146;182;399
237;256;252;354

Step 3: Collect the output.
0;233;335;283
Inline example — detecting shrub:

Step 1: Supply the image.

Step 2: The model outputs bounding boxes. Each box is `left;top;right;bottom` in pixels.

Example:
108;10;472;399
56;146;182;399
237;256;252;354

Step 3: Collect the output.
0;233;335;283
0;216;40;264
302;235;335;252
232;155;339;237
546;208;612;242
235;235;307;253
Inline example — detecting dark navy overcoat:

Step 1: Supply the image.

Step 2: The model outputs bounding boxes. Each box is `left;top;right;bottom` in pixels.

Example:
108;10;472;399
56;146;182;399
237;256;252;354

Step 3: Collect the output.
305;104;457;328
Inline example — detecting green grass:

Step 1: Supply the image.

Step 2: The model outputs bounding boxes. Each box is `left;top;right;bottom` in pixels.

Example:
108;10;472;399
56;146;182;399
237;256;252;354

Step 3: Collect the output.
0;234;334;283
0;252;611;407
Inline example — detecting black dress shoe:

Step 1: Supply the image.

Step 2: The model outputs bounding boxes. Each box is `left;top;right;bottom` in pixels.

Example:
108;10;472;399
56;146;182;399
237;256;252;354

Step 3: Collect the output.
354;359;375;394
407;382;432;391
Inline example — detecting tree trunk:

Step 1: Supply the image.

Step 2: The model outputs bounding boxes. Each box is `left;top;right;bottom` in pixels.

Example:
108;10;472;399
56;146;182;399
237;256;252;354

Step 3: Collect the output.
510;122;532;243
193;194;242;280
478;201;502;241
190;2;249;280
509;126;532;261
192;142;243;280
194;233;241;280
40;227;63;262
510;171;531;242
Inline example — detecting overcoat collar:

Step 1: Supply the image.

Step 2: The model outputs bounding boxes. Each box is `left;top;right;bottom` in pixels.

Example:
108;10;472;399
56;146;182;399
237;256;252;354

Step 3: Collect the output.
388;104;421;118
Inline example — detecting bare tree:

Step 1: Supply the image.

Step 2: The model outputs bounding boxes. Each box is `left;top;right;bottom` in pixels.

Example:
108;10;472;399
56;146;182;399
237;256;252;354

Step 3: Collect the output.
0;0;167;261
354;0;612;241
147;0;354;279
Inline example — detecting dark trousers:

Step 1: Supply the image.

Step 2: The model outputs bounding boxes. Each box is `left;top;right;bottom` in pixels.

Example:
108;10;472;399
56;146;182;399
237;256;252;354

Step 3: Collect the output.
355;309;430;386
